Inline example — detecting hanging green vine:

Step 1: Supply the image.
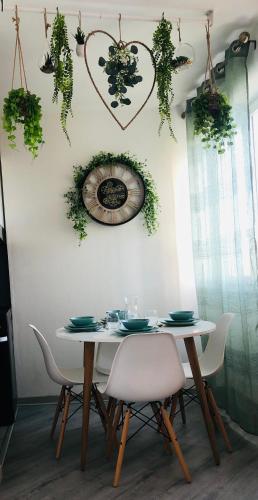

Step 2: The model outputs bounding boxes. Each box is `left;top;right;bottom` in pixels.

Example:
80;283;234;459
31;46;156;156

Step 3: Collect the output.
3;88;43;159
192;89;236;154
50;11;73;144
152;14;176;138
64;152;160;243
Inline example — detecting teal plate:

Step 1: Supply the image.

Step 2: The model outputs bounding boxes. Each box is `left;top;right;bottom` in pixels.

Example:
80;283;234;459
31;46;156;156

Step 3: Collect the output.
162;320;197;327
65;324;101;332
116;326;158;335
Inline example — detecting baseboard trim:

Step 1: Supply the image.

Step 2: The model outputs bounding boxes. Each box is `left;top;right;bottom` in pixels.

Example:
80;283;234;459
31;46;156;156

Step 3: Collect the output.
18;396;59;406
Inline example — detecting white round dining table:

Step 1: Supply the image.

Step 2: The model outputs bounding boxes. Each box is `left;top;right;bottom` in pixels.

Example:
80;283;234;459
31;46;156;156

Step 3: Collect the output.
56;320;219;470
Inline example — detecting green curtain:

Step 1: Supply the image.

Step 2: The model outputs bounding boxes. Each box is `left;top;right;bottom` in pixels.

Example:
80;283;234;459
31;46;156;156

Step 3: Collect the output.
186;40;258;434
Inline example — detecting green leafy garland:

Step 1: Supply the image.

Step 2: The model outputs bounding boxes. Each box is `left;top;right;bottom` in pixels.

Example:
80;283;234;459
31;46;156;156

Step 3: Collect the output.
50;12;73;144
192;89;236;154
64;152;159;242
152;14;176;138
2;88;43;158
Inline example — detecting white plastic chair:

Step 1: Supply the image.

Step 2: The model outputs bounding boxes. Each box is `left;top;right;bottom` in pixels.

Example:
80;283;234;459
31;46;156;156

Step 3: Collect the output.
181;313;234;452
29;324;108;458
98;333;191;487
95;342;118;375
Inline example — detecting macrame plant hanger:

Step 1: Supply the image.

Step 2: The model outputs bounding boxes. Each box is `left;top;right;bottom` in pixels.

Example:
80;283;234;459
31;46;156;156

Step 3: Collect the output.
11;5;28;91
39;8;54;73
204;19;216;94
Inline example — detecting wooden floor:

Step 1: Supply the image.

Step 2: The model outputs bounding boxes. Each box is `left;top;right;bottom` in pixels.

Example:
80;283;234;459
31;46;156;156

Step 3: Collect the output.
1;401;258;499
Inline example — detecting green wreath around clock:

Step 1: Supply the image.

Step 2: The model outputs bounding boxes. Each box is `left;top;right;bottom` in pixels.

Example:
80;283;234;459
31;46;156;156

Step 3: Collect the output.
64;152;159;242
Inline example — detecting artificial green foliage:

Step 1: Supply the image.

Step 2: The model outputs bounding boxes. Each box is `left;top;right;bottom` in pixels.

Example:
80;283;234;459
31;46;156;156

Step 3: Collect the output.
192;89;236;154
64;152;159;243
152;14;176;138
50;12;73;143
2;88;43;158
98;44;143;108
74;26;85;44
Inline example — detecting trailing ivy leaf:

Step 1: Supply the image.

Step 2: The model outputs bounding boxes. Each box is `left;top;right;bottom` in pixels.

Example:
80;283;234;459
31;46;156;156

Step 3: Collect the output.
192;89;236;154
152;14;176;139
50;12;73;144
2;88;43;158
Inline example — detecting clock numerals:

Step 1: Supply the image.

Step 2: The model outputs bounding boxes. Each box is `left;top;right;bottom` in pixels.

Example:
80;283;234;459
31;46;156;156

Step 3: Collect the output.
128;188;142;196
127;200;139;210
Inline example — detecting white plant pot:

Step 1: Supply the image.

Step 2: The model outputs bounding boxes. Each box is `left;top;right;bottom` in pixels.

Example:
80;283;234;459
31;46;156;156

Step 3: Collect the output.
76;43;85;58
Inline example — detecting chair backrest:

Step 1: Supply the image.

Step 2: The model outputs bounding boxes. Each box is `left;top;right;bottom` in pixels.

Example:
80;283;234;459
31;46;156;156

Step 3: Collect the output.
199;313;234;375
103;333;185;402
95;343;118;375
29;324;69;386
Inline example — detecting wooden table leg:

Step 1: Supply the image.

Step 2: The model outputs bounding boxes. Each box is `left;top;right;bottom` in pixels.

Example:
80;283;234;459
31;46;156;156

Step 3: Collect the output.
184;336;220;465
80;342;95;471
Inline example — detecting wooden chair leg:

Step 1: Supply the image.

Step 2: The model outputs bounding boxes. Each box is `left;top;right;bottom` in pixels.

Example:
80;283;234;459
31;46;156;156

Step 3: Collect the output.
50;386;65;439
161;406;191;483
206;386;232;453
92;385;107;433
55;388;71;459
151;402;173;454
113;408;131;488
170;393;178;423
178;390;186;425
107;401;123;458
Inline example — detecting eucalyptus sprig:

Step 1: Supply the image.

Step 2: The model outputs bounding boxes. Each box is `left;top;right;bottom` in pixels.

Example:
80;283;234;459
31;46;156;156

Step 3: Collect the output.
98;44;142;108
50;12;73;144
64;152;159;243
2;88;43;158
192;88;236;154
152;14;176;138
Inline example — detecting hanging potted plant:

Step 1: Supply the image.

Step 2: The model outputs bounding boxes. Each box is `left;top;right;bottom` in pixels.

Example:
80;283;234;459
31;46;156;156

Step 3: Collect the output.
192;21;236;154
50;9;73;143
74;26;85;57
152;14;176;138
39;9;55;74
2;7;43;158
73;11;85;58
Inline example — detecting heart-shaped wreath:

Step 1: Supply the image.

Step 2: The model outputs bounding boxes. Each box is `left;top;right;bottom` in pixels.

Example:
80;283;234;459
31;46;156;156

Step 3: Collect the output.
84;30;156;130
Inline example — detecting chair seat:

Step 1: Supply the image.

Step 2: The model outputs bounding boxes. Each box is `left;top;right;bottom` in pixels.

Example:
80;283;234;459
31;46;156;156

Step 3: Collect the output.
59;367;108;386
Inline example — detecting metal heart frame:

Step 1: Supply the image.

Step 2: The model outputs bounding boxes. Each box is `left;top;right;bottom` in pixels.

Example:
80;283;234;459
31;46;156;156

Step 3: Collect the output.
84;30;156;130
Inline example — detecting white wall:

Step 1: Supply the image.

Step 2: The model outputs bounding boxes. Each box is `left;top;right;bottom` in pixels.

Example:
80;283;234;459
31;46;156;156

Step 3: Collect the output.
0;9;198;398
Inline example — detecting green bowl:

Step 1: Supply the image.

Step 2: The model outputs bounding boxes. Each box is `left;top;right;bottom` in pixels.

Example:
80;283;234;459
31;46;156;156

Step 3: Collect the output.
122;319;149;330
70;316;95;326
169;311;194;321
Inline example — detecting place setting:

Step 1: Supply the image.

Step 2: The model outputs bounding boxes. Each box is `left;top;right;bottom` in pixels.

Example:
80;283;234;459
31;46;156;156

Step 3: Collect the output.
64;316;103;333
114;318;158;336
160;310;199;327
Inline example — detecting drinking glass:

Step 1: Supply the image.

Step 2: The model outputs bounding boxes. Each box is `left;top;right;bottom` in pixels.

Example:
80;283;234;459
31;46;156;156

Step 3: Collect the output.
124;295;139;318
145;309;158;327
106;311;120;330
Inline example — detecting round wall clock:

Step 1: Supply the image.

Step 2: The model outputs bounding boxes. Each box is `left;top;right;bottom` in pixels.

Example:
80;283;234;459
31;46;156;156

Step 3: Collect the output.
82;163;145;226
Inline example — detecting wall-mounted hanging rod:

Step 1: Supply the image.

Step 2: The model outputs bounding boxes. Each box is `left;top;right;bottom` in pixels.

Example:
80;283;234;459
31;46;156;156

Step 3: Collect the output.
2;5;214;25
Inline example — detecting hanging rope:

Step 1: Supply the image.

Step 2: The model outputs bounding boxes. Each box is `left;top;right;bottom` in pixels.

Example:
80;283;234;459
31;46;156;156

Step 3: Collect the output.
11;5;28;90
78;10;81;29
43;8;51;39
118;13;122;42
204;19;216;92
177;18;182;43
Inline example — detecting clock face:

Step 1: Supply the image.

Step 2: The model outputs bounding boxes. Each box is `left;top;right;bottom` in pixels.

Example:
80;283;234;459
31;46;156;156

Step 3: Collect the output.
82;163;145;226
